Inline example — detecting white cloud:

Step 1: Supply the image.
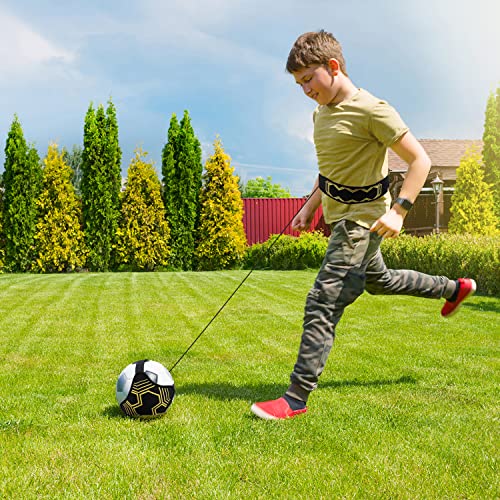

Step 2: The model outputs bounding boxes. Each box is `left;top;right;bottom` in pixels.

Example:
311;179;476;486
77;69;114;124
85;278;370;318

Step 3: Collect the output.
270;85;315;147
118;0;282;77
0;9;74;81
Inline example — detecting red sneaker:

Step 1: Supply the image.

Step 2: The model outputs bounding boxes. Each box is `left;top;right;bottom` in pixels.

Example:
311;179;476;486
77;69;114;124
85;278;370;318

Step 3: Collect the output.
441;278;476;317
251;397;307;420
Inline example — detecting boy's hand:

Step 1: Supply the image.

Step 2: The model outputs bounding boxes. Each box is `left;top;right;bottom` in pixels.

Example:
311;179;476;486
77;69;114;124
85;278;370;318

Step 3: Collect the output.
370;208;405;238
293;176;322;232
292;210;315;232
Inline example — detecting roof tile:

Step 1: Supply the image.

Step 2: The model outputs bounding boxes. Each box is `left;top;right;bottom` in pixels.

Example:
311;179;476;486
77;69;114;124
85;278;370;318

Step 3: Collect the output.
388;139;483;171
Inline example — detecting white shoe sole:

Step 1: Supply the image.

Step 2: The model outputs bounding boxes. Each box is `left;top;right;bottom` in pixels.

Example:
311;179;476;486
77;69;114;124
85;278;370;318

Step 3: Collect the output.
250;403;278;420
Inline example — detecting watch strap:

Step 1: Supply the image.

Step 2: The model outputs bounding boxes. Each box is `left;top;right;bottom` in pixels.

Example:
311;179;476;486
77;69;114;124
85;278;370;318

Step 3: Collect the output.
394;197;413;211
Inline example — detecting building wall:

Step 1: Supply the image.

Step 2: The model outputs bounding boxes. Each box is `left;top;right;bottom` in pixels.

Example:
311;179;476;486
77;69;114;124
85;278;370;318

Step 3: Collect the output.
403;192;452;234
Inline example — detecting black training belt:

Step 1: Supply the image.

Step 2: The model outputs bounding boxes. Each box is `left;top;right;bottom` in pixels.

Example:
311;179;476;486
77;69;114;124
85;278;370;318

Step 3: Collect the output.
318;173;389;204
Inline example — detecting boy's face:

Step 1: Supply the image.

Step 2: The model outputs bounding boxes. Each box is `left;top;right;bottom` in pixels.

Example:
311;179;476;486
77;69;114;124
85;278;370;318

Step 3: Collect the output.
292;61;339;105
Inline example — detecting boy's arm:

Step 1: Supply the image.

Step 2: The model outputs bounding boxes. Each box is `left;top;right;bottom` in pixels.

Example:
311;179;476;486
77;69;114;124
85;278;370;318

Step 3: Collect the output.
292;176;322;231
370;131;431;238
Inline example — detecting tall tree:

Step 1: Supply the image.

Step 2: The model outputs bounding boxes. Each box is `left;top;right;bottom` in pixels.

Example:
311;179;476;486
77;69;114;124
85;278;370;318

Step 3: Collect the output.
181;110;203;230
116;149;170;271
481;87;500;224
81;101;122;271
448;147;497;235
162;113;180;226
105;99;123;213
195;137;247;270
34;144;87;272
105;98;123;268
161;111;202;270
3;116;42;271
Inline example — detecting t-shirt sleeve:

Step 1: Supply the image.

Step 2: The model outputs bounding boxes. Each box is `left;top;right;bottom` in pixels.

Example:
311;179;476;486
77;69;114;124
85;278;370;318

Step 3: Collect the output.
313;106;320;124
369;101;409;147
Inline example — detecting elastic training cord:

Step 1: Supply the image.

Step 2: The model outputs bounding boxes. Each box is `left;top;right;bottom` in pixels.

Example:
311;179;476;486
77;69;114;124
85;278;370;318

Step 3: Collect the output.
169;186;320;372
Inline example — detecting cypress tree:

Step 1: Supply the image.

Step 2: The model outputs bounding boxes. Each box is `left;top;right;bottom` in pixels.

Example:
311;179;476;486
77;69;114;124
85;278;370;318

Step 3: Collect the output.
81;103;102;270
449;147;497;235
195;137;247;270
3;116;42;271
482;88;500;224
116;149;170;271
162;113;180;226
105;98;123;260
180;110;203;229
34;144;87;272
162;112;202;270
177;110;203;270
81;101;121;271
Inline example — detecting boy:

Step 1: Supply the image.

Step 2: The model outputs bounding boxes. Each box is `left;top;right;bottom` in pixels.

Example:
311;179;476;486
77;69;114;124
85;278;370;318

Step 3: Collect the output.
251;30;476;420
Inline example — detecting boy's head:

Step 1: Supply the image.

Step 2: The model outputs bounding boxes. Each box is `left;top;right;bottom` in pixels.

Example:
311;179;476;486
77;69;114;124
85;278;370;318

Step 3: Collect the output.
287;30;351;106
286;30;348;76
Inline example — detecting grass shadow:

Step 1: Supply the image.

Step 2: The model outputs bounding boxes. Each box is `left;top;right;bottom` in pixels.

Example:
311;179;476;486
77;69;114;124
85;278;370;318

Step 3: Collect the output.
102;405;128;419
177;375;416;401
463;300;500;314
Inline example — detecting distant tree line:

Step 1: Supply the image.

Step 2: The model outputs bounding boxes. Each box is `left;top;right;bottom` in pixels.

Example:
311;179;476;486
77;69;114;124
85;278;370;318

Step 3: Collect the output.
0;86;497;275
240;176;291;198
0;101;247;272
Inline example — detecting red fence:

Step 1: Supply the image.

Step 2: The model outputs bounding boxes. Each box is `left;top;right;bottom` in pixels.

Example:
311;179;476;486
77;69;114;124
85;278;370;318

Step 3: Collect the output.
242;198;330;246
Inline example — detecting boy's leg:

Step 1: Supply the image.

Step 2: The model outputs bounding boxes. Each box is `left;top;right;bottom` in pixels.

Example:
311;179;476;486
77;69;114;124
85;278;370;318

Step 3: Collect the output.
364;247;456;298
251;221;381;419
364;248;476;316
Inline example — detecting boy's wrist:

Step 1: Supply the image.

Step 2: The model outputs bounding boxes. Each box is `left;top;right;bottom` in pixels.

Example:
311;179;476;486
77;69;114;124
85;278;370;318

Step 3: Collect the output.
393;197;413;212
391;203;408;218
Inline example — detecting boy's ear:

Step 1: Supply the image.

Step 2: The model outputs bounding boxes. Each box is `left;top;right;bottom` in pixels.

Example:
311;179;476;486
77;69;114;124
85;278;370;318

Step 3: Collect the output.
327;58;340;74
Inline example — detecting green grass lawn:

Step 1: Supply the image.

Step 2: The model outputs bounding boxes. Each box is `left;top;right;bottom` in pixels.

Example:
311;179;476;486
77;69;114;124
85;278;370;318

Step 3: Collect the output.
0;272;498;499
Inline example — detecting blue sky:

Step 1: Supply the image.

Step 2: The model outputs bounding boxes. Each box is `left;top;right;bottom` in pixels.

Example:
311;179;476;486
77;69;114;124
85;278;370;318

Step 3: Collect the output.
1;0;499;195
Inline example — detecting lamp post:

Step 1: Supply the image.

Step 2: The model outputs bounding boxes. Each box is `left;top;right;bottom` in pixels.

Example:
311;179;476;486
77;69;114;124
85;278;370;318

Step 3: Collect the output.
431;174;444;234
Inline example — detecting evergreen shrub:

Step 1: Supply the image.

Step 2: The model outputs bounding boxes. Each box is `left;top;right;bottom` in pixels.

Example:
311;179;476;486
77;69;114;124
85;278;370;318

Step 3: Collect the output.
195;138;247;270
116;149;170;271
34;144;87;273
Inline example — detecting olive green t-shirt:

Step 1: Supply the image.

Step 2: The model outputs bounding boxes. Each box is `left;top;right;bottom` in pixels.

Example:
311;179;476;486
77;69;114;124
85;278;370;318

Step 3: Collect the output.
313;88;409;228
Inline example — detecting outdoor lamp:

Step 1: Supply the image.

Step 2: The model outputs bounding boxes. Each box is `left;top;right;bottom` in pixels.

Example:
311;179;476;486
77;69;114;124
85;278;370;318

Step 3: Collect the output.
431;174;444;234
431;174;444;197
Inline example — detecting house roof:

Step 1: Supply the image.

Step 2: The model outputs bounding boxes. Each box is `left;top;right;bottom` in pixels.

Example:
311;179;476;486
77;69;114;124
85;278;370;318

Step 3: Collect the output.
388;139;483;172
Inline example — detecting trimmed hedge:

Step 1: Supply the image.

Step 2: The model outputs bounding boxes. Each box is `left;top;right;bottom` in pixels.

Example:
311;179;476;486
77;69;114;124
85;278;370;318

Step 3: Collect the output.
381;234;499;296
243;232;499;296
243;231;328;270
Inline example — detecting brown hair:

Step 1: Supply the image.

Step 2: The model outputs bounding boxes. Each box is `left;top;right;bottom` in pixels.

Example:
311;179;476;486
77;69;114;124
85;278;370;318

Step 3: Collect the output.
286;30;348;76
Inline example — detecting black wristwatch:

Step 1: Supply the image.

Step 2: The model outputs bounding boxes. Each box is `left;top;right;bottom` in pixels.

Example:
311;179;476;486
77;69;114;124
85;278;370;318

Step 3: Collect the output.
394;197;413;211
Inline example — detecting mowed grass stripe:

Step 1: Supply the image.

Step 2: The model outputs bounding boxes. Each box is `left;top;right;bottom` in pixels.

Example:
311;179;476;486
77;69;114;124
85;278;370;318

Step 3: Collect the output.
0;275;93;366
0;272;497;499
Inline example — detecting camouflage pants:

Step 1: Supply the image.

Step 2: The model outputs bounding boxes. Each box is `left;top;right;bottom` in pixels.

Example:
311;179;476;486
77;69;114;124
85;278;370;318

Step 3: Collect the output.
287;219;456;403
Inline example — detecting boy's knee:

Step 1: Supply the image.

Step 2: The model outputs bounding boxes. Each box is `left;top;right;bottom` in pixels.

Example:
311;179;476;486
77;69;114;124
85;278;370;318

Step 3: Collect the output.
308;271;365;308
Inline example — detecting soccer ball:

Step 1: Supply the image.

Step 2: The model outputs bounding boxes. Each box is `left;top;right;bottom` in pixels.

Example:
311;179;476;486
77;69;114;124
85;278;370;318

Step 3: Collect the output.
116;360;175;419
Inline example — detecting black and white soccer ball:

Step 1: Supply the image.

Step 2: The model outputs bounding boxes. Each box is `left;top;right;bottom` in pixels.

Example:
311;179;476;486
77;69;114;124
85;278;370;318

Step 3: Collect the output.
116;360;175;419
